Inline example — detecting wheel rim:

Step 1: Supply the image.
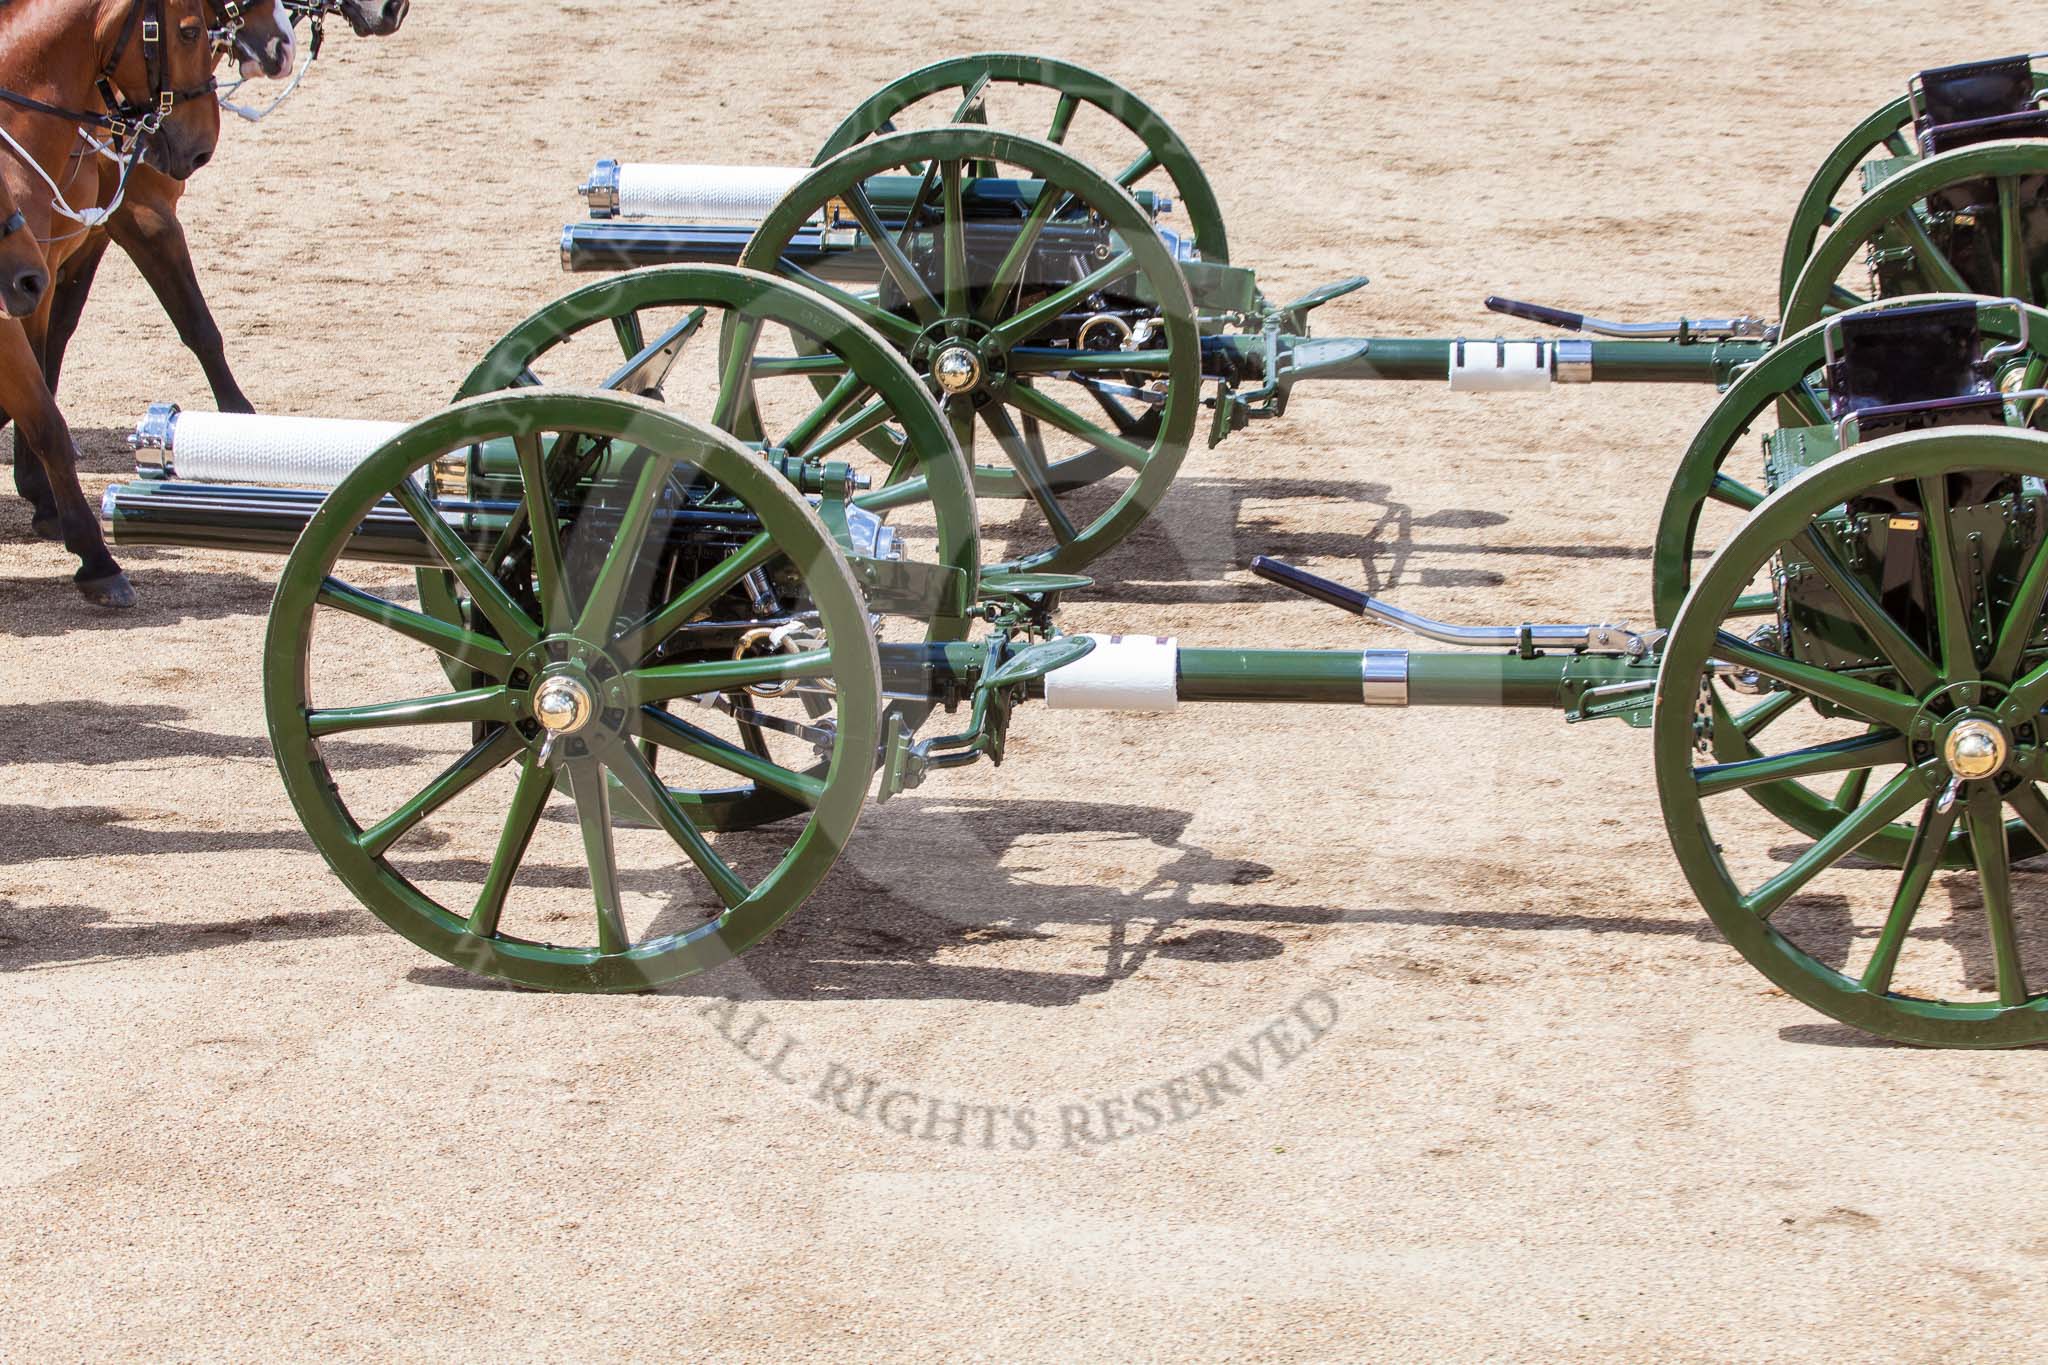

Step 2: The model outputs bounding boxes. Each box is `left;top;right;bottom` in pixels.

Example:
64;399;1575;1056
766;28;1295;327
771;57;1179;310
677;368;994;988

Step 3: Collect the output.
1778;73;2048;305
267;389;881;991
739;126;1201;574
1656;427;2048;1045
1651;297;2048;861
1782;139;2048;336
819;51;1229;264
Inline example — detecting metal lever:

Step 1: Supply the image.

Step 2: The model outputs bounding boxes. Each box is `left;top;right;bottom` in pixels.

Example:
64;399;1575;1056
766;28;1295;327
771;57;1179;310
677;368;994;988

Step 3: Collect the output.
1485;295;1774;342
1250;557;1657;654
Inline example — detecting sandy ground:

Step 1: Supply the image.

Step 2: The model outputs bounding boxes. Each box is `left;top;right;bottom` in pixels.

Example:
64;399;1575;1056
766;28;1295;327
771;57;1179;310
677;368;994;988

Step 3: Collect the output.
4;2;2047;1358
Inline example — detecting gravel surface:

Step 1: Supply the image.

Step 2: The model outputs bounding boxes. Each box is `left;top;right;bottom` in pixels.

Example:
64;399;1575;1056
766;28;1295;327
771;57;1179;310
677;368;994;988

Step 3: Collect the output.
3;3;2044;1358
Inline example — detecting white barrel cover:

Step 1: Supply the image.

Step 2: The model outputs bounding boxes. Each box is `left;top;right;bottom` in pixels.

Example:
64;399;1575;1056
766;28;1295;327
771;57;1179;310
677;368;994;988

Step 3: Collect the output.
616;163;811;222
1448;339;1553;392
1043;634;1181;712
171;411;408;488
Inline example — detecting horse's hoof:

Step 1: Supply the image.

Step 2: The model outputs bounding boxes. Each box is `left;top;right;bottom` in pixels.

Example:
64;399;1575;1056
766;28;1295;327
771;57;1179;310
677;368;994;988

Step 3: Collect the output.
76;571;136;609
30;514;62;542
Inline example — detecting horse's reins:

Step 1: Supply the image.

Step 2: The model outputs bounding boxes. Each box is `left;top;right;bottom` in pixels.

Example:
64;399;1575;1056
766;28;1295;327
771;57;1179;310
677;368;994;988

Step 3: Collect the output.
217;0;335;124
0;0;220;237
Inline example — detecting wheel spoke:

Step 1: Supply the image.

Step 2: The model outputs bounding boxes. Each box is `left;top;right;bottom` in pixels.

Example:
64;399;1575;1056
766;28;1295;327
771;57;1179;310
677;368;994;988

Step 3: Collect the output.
854;470;932;513
941;160;969;318
358;726;524;859
1734;688;1805;739
2007;783;2048;851
1727;592;1778;619
804;397;896;464
307;686;516;738
979;403;1077;543
1791;380;1831;426
389;478;538;650
574;450;679;641
515;432;572;630
990;250;1138;348
781;372;869;458
1794;528;1939;694
1046;92;1078;144
604;308;704;396
1916;474;1980;684
1007;347;1176;377
611;312;645;359
711;315;764;434
1999;177;2034;306
772;258;922;347
1893;209;1971;294
1710;472;1764;512
1968;785;2029;1006
632;649;836;702
1711;631;1921;731
1005;382;1153;472
975;179;1070;325
1693;731;1906;799
1989;514;2048;680
1828;283;1870;312
565;761;629;955
638;705;826;807
614;531;780;663
607;741;750;910
1861;797;1957;993
315;578;513;677
1833;758;1874;812
1115;146;1161;189
1743;767;1926;920
843;183;940;323
466;752;555;939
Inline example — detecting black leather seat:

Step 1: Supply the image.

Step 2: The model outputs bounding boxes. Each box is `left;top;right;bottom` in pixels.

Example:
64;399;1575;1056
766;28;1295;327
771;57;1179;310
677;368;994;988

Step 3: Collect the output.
1916;55;2048;154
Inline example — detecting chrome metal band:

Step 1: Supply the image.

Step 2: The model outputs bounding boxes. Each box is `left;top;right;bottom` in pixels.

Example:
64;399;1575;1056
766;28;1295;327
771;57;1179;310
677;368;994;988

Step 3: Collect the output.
581;158;621;217
129;400;179;474
1362;649;1409;705
1554;338;1594;383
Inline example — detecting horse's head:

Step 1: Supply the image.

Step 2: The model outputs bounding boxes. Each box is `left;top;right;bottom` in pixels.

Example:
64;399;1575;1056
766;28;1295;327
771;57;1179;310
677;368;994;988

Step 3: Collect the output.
334;0;407;37
0;192;50;320
218;0;295;80
98;0;224;181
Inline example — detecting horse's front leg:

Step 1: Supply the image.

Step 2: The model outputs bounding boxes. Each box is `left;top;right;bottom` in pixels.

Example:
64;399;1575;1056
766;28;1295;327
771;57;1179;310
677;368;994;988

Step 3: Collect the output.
9;235;110;538
0;317;133;607
41;230;108;398
108;201;253;414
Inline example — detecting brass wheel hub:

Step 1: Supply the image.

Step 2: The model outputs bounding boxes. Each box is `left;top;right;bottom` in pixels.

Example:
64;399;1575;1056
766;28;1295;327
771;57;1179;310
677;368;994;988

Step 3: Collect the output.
931;344;983;396
533;675;597;736
1944;717;2009;780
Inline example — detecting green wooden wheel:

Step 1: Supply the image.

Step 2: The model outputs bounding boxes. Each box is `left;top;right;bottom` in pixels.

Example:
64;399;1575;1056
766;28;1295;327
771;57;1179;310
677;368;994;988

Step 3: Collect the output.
1782;139;2048;337
1778;72;2048;306
265;389;881;992
741;126;1201;574
1657;427;2048;1046
1652;296;2048;862
820;51;1230;265
448;264;977;636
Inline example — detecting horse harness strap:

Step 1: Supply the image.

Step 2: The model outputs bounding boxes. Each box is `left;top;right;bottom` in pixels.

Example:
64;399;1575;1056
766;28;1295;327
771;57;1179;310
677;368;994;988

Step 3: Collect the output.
0;0;217;147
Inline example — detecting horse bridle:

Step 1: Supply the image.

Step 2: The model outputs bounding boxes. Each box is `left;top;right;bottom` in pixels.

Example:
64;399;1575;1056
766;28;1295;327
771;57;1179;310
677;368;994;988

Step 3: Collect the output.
0;0;218;150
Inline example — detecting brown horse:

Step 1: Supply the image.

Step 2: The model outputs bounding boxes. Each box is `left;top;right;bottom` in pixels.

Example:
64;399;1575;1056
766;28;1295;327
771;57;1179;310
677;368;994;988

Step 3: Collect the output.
39;0;301;414
39;0;406;417
0;0;224;607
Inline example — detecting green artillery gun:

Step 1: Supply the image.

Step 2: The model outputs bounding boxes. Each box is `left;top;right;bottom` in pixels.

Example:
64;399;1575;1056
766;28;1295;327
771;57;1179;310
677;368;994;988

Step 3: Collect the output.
92;57;2048;1048
552;52;2048;579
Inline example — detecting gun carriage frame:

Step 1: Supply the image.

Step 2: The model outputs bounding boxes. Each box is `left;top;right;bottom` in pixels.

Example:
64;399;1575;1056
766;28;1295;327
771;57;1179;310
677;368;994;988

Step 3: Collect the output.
93;51;2048;1046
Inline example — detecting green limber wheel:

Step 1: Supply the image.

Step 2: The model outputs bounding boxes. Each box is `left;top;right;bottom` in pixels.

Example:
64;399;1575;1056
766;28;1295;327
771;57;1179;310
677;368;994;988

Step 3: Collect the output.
265;390;882;992
1781;140;2048;337
1651;297;2048;863
1778;71;2048;307
739;126;1202;574
820;51;1231;265
1655;428;2048;1046
429;263;979;655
